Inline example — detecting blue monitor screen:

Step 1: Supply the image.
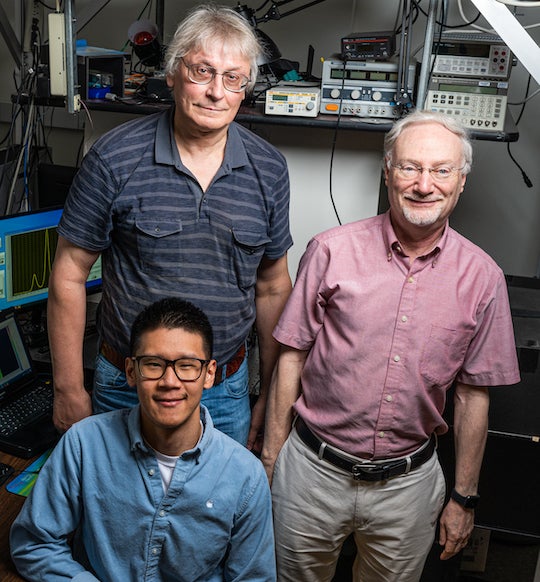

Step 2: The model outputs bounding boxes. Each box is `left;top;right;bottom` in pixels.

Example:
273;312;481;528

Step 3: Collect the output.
0;208;102;312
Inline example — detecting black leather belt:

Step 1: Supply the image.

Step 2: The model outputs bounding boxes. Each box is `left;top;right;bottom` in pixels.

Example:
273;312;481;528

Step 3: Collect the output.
296;417;436;482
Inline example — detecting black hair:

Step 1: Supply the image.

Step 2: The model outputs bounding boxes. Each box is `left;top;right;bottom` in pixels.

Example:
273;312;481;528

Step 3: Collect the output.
129;298;213;358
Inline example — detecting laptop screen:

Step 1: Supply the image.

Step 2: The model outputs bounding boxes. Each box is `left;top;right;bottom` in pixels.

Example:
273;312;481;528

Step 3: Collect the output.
0;315;34;403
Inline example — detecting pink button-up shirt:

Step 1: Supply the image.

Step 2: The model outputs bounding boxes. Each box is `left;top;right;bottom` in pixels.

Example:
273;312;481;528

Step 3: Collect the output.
273;212;520;459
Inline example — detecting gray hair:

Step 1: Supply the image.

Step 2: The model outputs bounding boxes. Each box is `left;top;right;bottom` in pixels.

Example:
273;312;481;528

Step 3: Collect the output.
383;110;473;175
164;4;264;92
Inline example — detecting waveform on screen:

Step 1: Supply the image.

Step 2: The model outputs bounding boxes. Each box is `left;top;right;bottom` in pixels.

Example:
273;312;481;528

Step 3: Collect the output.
9;226;59;299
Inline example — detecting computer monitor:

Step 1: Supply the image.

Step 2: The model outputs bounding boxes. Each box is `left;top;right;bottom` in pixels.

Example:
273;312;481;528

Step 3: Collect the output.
0;207;102;312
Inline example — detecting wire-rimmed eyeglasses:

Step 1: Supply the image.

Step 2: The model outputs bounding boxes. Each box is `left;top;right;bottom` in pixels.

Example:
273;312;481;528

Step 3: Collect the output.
180;57;250;93
132;355;210;382
391;163;465;182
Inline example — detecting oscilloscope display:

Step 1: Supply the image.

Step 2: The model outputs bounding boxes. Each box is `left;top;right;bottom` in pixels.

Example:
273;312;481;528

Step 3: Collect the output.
8;225;59;303
0;208;102;312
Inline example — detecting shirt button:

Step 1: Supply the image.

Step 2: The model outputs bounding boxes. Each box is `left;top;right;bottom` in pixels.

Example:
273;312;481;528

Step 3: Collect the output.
152;548;159;555
159;510;166;517
378;431;385;438
386;395;393;402
148;469;155;476
393;355;401;362
401;315;408;322
155;227;160;233
408;276;414;283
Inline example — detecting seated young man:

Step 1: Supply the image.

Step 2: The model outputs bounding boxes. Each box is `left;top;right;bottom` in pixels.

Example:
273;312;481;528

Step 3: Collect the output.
10;297;276;581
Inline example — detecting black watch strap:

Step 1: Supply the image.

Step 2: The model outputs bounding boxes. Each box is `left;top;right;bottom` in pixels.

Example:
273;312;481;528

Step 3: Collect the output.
451;488;480;509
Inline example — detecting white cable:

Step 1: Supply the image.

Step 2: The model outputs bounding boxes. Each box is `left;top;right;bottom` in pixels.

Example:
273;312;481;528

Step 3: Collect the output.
458;0;494;32
496;0;540;7
350;0;358;28
508;86;540;105
6;98;35;214
78;98;94;131
458;0;540;34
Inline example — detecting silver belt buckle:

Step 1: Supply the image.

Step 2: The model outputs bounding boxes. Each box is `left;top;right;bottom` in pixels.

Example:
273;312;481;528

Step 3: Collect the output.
351;462;385;481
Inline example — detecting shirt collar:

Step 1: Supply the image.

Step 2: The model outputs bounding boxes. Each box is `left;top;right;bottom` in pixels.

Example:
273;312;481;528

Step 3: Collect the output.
154;107;249;174
154;107;176;166
127;404;215;458
382;210;448;264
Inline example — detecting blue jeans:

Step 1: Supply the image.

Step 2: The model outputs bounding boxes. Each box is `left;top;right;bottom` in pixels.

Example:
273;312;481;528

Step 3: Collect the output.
201;356;250;446
92;353;251;445
92;354;138;412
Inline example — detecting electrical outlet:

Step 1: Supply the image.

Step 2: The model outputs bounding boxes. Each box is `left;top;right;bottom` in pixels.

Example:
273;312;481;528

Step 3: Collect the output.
23;0;43;52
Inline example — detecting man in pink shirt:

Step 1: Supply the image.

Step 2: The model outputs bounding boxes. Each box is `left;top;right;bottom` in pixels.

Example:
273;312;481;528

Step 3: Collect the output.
262;110;520;582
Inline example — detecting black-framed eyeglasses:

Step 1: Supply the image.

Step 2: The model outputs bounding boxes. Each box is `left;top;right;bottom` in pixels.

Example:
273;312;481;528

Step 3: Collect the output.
132;355;210;382
391;163;465;182
180;57;250;93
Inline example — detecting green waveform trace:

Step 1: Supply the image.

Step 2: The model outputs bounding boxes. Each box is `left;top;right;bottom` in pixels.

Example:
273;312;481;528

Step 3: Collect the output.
11;227;59;298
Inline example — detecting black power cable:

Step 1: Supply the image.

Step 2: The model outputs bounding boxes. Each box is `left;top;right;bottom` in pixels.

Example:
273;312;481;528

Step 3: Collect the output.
507;75;533;188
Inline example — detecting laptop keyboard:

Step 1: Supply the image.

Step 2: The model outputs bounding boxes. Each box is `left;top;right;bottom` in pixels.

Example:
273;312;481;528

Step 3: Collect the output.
0;381;54;437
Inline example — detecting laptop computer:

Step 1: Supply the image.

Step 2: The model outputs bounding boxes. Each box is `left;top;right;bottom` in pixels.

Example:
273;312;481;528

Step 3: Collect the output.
0;311;59;458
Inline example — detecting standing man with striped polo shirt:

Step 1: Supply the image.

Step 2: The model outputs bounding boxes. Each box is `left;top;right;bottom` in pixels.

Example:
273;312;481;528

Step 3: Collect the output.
47;4;292;449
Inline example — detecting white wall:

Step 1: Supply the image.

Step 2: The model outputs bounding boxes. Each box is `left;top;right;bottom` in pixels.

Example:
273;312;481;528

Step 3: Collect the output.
1;0;539;276
249;125;384;274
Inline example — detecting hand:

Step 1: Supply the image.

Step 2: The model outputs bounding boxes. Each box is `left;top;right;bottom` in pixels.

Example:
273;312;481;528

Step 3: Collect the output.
53;387;92;432
247;395;266;455
438;500;475;560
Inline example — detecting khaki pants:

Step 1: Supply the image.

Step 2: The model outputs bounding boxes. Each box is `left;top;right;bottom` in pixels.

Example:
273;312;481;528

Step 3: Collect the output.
271;427;446;582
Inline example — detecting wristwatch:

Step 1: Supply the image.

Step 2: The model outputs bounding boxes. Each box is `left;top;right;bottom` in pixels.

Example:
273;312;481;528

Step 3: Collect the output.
451;488;480;509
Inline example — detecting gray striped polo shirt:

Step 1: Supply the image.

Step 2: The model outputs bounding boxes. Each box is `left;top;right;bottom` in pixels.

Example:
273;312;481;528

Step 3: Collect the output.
58;108;292;365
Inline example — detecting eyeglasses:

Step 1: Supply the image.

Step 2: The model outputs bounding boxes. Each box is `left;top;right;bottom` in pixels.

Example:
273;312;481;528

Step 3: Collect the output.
132;356;210;382
180;57;250;93
391;163;464;182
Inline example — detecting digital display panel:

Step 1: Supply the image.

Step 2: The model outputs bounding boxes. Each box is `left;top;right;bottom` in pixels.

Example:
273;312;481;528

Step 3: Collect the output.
438;42;491;58
330;69;346;79
349;71;367;80
439;83;498;95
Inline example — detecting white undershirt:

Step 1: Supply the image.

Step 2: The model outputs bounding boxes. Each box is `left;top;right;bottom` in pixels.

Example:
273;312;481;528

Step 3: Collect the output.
150;421;204;494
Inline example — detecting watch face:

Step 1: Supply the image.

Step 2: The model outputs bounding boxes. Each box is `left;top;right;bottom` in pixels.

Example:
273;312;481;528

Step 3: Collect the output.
452;489;480;508
462;495;480;508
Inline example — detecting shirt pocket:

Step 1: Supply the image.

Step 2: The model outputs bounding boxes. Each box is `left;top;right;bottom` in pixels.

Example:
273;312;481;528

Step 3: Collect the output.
420;324;474;386
135;213;183;274
229;228;271;290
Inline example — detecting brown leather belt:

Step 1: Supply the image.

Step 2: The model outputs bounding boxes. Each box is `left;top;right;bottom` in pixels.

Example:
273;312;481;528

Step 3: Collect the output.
100;341;126;370
296;417;436;482
213;343;246;386
100;341;246;386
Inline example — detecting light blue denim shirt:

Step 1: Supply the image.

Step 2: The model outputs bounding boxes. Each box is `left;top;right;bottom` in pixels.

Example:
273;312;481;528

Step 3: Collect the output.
10;406;276;581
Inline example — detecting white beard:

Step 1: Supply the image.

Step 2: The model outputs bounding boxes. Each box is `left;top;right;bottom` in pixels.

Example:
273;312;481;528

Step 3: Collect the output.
403;203;443;226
